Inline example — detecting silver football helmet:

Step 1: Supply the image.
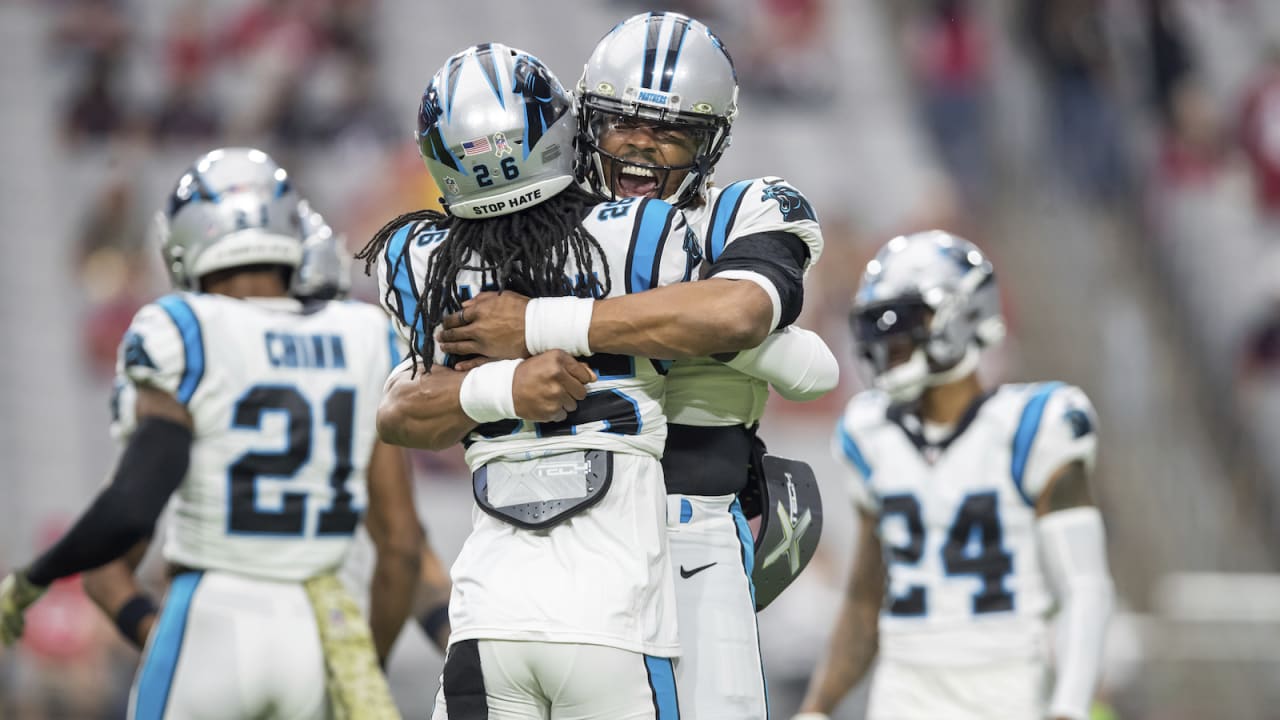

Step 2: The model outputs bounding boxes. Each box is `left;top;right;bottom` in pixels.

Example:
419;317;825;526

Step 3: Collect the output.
417;43;575;219
156;147;303;290
851;231;1006;402
292;199;351;301
577;12;739;208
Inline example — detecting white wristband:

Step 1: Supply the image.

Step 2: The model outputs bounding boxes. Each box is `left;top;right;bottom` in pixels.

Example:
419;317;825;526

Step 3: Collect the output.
458;359;523;423
790;714;831;720
525;296;594;357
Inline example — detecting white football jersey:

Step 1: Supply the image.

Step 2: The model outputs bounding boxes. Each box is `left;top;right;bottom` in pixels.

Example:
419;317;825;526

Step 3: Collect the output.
665;177;823;427
376;197;697;468
112;294;400;582
375;197;694;656
833;383;1099;666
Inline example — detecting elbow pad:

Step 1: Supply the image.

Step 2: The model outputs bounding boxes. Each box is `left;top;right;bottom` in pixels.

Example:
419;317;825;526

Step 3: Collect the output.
723;326;840;401
1037;507;1114;720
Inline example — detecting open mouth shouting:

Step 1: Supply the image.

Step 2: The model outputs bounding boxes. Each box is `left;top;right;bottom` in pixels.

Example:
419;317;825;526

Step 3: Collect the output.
614;164;663;198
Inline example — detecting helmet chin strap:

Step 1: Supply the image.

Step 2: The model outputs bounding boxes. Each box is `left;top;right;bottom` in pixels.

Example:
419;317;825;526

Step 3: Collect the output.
874;344;981;404
926;344;980;387
875;350;930;403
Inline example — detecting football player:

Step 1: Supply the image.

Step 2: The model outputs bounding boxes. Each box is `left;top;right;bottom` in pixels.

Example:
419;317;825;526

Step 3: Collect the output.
358;44;700;719
78;197;455;660
434;13;833;719
291;198;455;650
0;148;423;719
793;231;1114;720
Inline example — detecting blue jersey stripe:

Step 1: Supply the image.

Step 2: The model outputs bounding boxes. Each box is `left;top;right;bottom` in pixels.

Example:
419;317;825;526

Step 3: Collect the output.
627;200;673;293
1011;382;1065;505
384;225;425;346
387;320;401;373
836;424;873;480
644;654;680;719
155;295;204;405
133;572;203;720
708;180;753;262
730;498;756;608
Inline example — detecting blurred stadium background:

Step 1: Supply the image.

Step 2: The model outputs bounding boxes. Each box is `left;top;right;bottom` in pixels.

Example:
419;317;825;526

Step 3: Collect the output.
3;0;1280;717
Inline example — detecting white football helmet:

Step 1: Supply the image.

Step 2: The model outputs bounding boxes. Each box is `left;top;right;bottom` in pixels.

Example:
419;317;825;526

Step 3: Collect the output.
577;12;739;208
157;147;303;290
292;199;351;301
416;43;576;219
851;231;1006;402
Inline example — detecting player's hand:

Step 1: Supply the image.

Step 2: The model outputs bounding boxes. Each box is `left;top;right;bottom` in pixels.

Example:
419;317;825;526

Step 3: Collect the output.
512;350;595;422
0;570;47;645
438;291;531;360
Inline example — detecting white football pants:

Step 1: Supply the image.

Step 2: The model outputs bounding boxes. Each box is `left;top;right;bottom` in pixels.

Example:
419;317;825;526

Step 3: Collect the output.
666;493;767;719
430;639;679;719
128;571;329;720
867;658;1048;720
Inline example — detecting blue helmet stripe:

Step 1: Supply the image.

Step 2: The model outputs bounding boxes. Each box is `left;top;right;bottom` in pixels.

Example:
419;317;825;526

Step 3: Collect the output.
473;43;506;109
659;16;690;92
641;12;661;89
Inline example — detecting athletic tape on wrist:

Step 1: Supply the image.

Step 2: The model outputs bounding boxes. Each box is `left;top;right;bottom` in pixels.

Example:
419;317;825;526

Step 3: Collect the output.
458;360;523;423
525;297;594;356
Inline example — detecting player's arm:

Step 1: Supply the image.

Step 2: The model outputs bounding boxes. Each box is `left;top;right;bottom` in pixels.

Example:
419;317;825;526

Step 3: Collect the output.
1024;386;1113;720
796;508;884;717
413;535;453;654
376;351;596;451
1;385;192;645
715;325;839;401
363;439;426;664
438;229;811;360
1035;461;1114;720
81;538;157;649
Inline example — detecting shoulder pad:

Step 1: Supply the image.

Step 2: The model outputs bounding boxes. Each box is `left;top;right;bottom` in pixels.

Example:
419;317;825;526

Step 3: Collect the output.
619;198;697;293
832;390;890;512
707;177;823;270
377;221;442;344
1012;383;1098;504
117;294;205;405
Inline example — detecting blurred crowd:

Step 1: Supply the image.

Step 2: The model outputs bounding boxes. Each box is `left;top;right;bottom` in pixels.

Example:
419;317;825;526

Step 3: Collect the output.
5;0;1280;717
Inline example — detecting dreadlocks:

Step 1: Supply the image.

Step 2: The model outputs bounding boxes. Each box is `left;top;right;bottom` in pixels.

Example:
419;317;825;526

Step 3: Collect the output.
356;185;612;371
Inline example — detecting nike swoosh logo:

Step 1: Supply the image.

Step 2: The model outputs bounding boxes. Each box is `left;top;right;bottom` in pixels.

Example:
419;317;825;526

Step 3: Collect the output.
679;562;716;579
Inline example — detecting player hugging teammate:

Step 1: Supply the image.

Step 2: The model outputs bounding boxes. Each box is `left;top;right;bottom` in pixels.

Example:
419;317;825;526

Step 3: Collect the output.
0;10;1112;720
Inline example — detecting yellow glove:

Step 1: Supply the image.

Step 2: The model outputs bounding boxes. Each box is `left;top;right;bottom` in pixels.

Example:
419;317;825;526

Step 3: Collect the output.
0;570;48;645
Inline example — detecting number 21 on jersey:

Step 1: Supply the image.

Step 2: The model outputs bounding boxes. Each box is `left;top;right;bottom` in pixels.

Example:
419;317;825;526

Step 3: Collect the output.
227;384;361;537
